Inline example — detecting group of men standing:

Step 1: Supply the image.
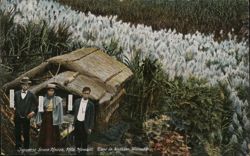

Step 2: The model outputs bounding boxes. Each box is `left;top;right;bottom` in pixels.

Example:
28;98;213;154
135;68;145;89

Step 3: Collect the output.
13;76;95;155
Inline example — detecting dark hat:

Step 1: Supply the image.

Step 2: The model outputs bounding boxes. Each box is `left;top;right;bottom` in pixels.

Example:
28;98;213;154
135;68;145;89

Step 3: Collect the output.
47;83;57;89
20;77;32;84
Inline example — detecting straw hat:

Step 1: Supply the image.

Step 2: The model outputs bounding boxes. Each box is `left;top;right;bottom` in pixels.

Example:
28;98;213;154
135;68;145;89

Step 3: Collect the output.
47;83;57;89
20;77;32;84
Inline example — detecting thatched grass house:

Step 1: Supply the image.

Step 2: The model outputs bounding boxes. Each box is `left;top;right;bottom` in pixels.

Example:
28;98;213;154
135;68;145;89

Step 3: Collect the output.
2;47;133;139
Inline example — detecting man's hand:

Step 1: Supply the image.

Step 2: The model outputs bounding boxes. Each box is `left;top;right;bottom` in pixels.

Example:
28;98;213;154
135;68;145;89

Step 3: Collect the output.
88;129;92;134
27;112;35;119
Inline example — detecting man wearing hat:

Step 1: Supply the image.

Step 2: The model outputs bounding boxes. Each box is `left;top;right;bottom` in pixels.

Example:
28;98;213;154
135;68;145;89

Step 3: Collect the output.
14;76;38;150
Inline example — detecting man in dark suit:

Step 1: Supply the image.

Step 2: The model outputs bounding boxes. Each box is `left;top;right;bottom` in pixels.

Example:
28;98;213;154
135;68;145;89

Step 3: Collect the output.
73;86;95;156
14;77;38;150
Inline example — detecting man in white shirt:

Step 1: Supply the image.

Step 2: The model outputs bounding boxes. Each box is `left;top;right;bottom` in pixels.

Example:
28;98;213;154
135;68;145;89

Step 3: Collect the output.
77;98;88;121
73;87;95;156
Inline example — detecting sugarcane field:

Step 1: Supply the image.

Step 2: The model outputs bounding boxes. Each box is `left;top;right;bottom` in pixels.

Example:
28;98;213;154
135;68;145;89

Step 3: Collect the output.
0;0;249;155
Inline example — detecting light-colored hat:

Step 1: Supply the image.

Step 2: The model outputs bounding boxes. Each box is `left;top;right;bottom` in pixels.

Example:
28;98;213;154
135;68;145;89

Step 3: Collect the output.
47;83;57;89
20;77;32;84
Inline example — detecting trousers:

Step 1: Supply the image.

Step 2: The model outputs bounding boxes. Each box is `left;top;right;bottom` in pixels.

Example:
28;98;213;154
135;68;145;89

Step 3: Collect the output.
14;115;30;150
74;120;88;156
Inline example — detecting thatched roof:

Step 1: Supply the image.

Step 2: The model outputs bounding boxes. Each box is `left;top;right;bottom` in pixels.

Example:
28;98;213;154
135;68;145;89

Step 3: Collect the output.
3;48;133;105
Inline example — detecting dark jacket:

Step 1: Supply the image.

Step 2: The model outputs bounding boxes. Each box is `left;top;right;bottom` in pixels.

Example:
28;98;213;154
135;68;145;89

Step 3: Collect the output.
14;90;38;118
73;98;95;132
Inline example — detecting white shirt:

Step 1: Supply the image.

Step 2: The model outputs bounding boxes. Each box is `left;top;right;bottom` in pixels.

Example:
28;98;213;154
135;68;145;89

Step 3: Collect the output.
21;90;27;99
77;98;88;121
